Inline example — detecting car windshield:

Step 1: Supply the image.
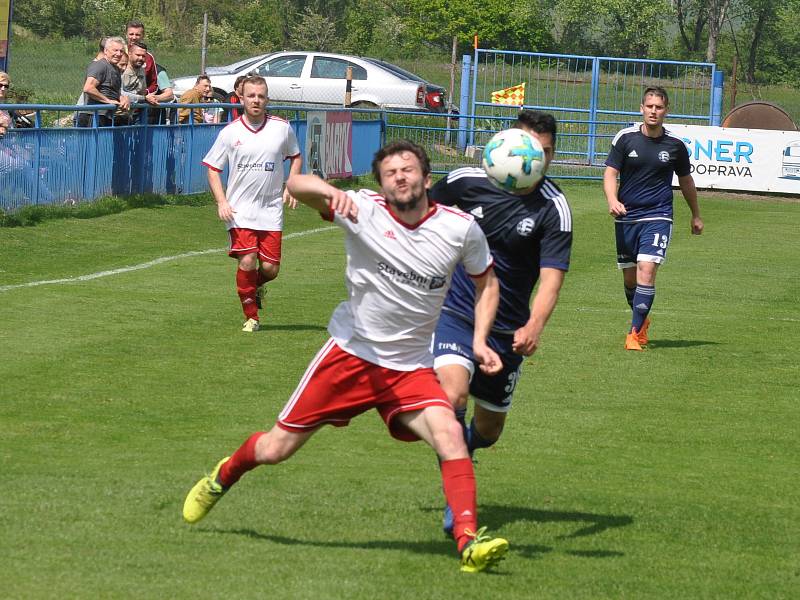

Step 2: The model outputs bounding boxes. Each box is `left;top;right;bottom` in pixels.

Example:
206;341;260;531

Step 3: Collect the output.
225;55;271;73
364;59;425;82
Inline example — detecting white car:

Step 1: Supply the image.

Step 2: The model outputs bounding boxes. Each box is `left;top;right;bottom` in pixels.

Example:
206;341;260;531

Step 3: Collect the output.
171;51;448;112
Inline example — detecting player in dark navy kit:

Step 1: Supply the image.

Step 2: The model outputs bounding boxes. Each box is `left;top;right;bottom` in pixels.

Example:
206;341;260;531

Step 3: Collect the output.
603;86;703;351
430;111;572;533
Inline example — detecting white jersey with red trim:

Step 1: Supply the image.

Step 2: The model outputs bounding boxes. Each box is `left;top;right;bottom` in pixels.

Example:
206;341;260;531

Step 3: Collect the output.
326;189;494;370
202;115;300;231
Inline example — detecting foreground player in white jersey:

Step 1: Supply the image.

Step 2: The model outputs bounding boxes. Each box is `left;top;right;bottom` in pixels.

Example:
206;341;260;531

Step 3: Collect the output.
202;76;302;332
183;140;510;573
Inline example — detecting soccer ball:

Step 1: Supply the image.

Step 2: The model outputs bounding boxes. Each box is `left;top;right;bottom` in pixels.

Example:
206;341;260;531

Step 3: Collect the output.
481;128;545;192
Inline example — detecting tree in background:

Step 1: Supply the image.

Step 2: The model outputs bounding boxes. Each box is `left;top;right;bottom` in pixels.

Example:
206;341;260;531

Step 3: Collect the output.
400;0;553;55
11;0;800;90
552;0;669;58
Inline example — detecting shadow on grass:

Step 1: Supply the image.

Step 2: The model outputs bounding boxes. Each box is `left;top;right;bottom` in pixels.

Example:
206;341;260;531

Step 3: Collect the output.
646;339;720;349
477;504;633;540
207;526;550;563
256;323;328;333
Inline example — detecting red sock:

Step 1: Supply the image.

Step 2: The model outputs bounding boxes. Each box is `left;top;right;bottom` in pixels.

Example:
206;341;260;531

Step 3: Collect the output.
218;432;266;487
441;458;478;551
236;268;259;320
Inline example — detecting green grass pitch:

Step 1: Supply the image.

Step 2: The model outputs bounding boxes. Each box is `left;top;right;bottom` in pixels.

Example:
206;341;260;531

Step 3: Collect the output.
1;182;798;598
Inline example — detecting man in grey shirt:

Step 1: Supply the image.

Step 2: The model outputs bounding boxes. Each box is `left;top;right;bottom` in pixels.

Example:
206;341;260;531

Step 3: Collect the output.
77;36;130;127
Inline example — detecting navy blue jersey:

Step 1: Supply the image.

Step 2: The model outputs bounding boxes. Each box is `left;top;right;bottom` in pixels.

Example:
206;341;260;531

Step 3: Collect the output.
605;125;691;222
429;167;572;334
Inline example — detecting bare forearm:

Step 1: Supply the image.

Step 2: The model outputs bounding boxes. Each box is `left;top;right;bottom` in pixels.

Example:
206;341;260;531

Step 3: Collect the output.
286;174;338;212
207;170;227;204
679;175;700;217
603;167;619;205
472;271;499;346
83;83;114;105
527;283;561;339
288;155;303;177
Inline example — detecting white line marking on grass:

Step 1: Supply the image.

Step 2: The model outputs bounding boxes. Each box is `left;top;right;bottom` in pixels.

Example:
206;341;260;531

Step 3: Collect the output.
0;225;337;293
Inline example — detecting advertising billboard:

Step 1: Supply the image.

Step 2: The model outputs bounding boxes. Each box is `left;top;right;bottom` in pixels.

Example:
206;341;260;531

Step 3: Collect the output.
305;111;353;180
667;123;800;195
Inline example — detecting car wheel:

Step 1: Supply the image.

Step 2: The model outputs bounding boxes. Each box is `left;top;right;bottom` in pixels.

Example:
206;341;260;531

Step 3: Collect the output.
351;101;378;110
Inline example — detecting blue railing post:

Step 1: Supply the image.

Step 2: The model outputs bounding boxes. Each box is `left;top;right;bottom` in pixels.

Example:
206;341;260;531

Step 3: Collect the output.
588;57;600;166
711;69;724;126
458;54;472;151
86;109;99;200
469;51;480;148
33;126;42;204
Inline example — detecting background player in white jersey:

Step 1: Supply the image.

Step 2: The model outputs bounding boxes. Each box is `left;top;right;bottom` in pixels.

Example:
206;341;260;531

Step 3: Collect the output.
604;86;703;350
183;140;510;573
202;76;302;332
429;111;572;534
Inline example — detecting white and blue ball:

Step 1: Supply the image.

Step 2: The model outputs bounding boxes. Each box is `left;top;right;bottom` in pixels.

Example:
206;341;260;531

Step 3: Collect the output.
481;128;545;192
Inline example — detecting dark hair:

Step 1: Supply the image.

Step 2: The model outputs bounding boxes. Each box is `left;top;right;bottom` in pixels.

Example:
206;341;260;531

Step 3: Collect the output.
234;75;248;90
515;110;557;145
130;40;148;52
196;75;211;85
371;140;431;183
242;75;268;90
126;20;145;31
642;86;669;106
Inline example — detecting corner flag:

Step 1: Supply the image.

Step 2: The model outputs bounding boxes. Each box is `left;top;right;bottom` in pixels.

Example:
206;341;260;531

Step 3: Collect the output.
491;83;525;106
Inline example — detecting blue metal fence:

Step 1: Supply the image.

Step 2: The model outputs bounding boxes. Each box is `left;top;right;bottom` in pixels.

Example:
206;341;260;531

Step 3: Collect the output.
0;103;383;211
465;49;722;177
1;52;725;209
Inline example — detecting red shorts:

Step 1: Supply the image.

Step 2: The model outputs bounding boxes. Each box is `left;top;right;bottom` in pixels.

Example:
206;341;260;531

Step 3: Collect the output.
228;228;282;265
278;339;452;442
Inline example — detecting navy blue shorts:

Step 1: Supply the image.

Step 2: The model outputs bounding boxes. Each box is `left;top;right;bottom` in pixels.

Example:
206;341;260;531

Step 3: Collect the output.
432;310;524;412
615;220;673;268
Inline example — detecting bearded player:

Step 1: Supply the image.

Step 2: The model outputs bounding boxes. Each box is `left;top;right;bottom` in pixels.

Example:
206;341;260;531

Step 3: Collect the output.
183;140;510;573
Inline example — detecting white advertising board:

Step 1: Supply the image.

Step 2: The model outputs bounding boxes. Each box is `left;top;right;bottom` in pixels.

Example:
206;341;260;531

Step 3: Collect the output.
305;111;353;179
666;123;800;195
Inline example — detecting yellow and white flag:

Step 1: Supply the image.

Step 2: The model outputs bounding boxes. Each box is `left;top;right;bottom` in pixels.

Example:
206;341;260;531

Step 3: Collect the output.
491;83;525;106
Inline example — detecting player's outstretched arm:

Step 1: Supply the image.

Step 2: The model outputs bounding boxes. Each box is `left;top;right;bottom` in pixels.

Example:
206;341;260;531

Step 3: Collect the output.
286;174;358;222
472;269;502;375
678;174;704;235
513;267;565;356
603;166;627;217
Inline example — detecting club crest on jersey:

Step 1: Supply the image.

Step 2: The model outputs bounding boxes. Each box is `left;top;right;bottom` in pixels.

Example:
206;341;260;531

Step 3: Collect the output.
377;261;446;291
429;276;446;290
516;217;535;236
658;151;670;163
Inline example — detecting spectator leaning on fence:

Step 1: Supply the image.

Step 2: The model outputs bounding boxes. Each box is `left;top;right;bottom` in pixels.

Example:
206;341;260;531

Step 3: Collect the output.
125;20;158;95
146;64;176;124
0;71;12;137
77;36;130;127
0;71;56;205
178;75;211;124
120;41;151;123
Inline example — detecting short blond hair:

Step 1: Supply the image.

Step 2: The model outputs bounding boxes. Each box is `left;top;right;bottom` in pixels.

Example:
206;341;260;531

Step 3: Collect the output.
0;71;9;86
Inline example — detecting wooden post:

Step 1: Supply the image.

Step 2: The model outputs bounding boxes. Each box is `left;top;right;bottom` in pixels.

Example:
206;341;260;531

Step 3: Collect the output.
344;66;352;107
446;36;457;138
730;55;738;111
200;13;208;74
